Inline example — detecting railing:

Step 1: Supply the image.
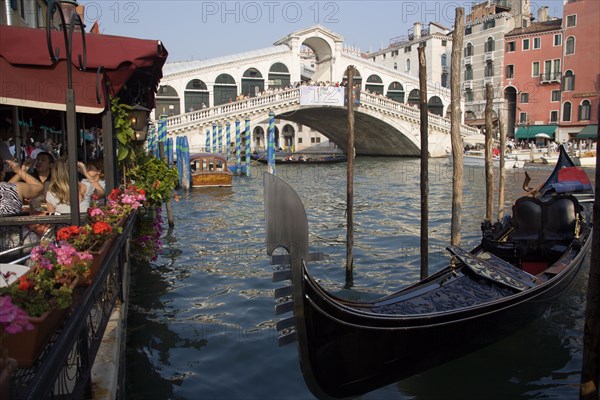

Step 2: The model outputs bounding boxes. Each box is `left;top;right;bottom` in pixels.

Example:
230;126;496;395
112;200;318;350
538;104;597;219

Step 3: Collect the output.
164;87;480;137
2;213;136;399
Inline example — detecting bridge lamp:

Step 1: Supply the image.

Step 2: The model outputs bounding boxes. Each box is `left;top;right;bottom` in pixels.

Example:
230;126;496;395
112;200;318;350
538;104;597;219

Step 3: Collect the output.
129;104;151;142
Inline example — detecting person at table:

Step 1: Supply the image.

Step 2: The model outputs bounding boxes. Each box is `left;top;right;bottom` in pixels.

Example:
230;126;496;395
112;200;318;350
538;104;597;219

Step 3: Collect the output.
45;157;103;214
9;151;55;212
0;154;43;216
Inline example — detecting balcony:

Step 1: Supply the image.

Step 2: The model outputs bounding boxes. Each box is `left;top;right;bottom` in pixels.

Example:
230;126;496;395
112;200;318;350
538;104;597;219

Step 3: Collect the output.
462;81;473;90
540;71;561;84
463;56;472;66
484;52;494;61
1;213;137;399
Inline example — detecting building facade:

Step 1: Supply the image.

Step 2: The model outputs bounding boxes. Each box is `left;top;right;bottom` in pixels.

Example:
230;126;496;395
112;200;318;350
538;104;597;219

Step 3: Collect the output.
365;22;452;92
558;0;599;140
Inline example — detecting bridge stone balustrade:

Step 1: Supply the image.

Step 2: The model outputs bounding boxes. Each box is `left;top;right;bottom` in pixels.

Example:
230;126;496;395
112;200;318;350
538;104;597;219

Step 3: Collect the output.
162;87;482;157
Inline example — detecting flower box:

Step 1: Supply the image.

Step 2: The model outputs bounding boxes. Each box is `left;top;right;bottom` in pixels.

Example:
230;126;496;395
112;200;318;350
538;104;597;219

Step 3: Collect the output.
79;236;116;286
0;307;68;368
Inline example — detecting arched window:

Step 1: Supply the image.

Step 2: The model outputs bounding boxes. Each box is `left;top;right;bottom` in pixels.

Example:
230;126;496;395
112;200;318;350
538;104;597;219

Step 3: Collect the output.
579;100;591;121
485;37;495;52
485;60;494;77
563;70;575;91
565;36;575;55
464;43;473;57
406;59;411;72
563;102;572;122
465;65;473;81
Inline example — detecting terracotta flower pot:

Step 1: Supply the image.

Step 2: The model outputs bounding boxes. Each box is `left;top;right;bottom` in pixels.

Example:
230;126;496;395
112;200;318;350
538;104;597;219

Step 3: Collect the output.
78;237;116;286
0;307;68;368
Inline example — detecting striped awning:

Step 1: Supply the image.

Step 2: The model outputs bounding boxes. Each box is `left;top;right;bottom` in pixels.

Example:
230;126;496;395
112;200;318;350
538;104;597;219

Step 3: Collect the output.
515;125;556;140
576;124;598;140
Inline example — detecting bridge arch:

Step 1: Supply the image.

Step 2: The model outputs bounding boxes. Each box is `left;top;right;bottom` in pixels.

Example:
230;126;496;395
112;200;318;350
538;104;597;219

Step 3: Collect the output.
407;89;420;107
185;79;209;111
242;68;264;97
301;36;333;82
387;82;405;103
281;124;296;151
427;96;444;116
156;85;180;118
366;74;384;95
269;63;290;89
214;74;237;106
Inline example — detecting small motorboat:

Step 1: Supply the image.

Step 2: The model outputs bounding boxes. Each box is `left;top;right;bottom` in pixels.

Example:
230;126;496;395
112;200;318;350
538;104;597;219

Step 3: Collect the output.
189;153;233;187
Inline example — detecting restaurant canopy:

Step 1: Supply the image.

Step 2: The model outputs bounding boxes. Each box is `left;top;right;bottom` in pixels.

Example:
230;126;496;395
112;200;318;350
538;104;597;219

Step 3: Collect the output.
515;125;556;140
576;124;598;140
0;24;168;114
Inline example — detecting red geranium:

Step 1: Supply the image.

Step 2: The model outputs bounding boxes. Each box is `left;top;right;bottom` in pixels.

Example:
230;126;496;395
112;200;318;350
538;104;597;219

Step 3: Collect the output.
92;221;112;236
18;275;30;291
56;225;80;241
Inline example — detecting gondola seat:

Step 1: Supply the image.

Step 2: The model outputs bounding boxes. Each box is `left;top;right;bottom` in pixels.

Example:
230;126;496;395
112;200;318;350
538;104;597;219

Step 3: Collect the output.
541;195;579;258
508;197;543;258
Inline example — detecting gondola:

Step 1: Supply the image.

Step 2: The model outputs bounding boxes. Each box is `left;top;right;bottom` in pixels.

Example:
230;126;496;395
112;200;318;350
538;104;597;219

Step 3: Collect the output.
263;145;593;400
251;152;347;164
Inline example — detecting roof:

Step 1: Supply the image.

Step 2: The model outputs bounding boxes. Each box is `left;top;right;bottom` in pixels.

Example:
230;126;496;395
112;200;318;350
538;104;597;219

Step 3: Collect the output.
515;125;557;139
576;124;598;140
0;25;168;114
506;19;562;37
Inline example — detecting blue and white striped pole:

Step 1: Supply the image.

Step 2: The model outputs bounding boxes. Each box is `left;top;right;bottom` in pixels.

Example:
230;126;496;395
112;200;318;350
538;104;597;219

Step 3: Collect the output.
205;128;210;153
212;123;217;153
218;124;223;154
157;114;167;158
226;122;231;161
268;111;275;175
235;119;241;174
245;117;251;177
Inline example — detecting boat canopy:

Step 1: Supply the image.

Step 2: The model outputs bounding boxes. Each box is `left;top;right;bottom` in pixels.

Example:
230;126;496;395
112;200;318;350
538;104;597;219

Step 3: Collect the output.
576;124;598;140
515;125;556;140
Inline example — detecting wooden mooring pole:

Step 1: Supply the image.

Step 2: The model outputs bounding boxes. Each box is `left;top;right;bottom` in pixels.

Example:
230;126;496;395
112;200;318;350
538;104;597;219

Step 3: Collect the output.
345;66;355;284
498;108;506;220
418;46;429;280
579;108;600;399
450;7;464;247
484;83;494;222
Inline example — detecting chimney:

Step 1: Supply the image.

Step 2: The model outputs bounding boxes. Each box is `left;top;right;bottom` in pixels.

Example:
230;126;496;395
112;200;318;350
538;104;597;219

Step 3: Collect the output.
538;6;548;23
413;22;422;39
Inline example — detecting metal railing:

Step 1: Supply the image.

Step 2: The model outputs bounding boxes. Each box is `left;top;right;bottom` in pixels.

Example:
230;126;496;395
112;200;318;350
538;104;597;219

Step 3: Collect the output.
4;213;136;399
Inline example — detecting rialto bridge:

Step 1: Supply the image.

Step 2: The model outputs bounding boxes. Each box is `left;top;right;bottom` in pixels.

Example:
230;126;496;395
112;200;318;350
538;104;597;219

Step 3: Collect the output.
155;25;481;157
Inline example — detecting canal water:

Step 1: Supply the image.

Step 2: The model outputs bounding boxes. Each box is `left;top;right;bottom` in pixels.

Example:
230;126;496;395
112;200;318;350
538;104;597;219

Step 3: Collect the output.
125;157;593;400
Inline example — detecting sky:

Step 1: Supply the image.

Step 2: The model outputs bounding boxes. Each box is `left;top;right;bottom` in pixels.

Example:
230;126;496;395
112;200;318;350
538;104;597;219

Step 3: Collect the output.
78;0;565;63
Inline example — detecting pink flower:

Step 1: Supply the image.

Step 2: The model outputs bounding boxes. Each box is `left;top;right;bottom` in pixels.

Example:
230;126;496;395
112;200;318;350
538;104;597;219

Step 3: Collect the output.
89;207;104;217
0;295;34;334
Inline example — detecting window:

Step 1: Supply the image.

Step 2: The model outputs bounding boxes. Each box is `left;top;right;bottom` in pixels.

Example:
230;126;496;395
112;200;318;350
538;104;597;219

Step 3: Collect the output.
465;65;473;81
10;0;16;10
519;112;527;123
441;54;447;67
553;59;561;79
506;65;514;79
382;53;386;60
579;100;591;120
533;37;541;49
441;73;448;88
544;60;552;80
563;102;572;121
485;37;495;52
465;89;473;102
520;93;529;103
564;70;575;90
483;19;496;30
532;61;540;77
392;50;399;57
566;14;576;27
465;43;473;56
523;39;530;50
554;34;562;46
485;60;494;77
298;137;303;144
550;110;558;123
404;46;411;53
393;62;397;70
406;59;410;72
442;40;447;46
551;90;560;102
506;41;516;52
465;26;472;35
565;37;575;55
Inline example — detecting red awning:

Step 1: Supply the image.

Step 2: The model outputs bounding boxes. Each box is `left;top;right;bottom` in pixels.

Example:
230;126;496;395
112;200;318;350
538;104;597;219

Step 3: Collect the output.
0;25;168;114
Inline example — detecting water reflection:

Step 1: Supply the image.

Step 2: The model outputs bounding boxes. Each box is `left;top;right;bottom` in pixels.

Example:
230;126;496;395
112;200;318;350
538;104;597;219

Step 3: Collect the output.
126;157;593;399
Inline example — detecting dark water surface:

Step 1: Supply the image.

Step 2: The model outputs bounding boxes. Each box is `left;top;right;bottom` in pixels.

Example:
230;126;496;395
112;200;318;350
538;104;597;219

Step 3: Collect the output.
125;157;593;400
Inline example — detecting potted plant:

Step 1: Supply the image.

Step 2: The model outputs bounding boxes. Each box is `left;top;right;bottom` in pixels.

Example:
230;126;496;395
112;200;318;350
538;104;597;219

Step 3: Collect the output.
0;243;92;367
129;153;178;207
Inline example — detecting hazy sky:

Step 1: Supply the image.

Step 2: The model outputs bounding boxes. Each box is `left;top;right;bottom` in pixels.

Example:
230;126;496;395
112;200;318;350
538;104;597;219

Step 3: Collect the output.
79;0;565;62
